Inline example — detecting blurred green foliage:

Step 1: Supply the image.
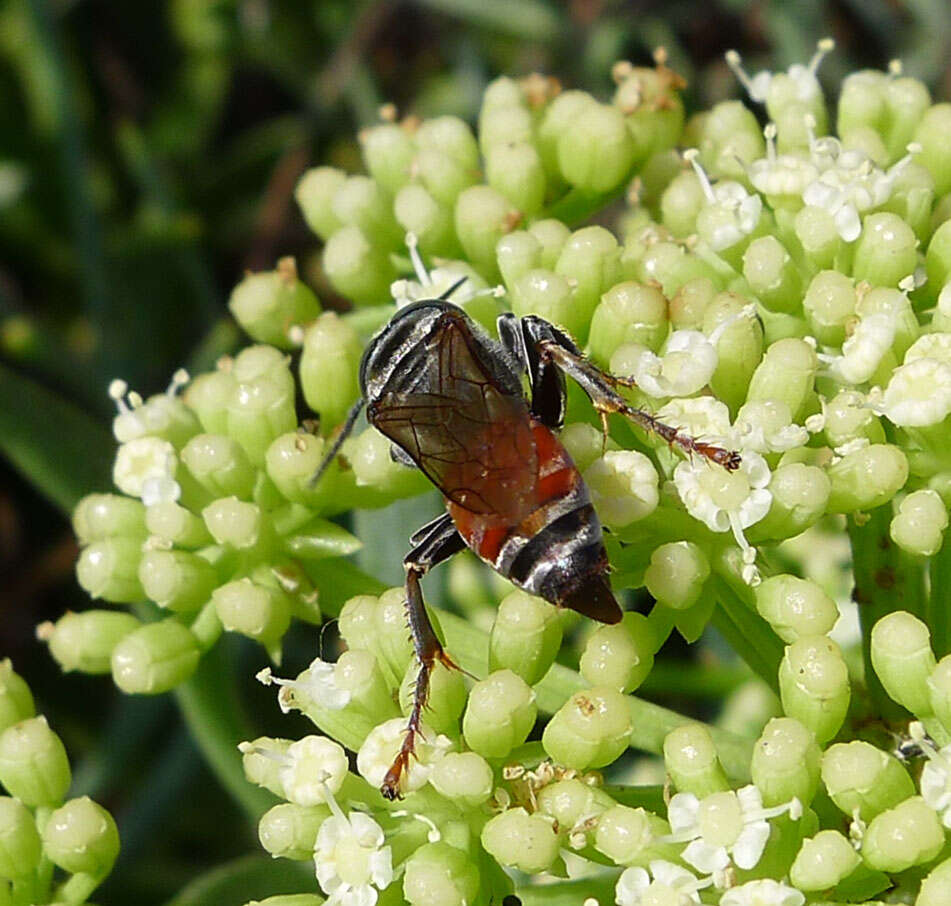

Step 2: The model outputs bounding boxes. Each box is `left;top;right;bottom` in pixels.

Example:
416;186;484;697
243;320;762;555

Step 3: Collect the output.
1;1;950;903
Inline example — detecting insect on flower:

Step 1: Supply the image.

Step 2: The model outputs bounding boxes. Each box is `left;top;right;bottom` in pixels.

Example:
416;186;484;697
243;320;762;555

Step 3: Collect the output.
312;281;740;799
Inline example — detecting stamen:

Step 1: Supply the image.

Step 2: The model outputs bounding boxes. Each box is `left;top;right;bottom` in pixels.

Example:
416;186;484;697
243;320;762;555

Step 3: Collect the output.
725;49;758;98
683;149;716;204
764;123;778;163
887;143;922;181
128;391;144;409
166;368;190;397
405;232;431;287
320;780;348;823
108;379;130;414
709;303;757;346
888;59;903;78
808;38;835;75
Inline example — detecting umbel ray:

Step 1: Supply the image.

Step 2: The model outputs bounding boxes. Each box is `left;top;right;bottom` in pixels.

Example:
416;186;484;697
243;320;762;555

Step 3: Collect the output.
310;277;740;800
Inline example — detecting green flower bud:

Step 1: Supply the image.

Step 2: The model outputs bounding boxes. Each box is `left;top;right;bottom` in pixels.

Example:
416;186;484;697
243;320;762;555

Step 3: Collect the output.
213;578;291;650
743;236;802;314
331;175;402;250
795;205;842;272
111;620;201;693
580;613;655;693
510;269;580;339
698;100;765;182
228;259;320;348
558;103;635;193
145;501;211;548
536;778;614;845
614;64;685;162
754;576;837;644
529;218;571;269
454;185;519;282
413;147;478;208
240;736;292;797
0;716;70;807
926;220;951;298
919;857;951;906
73;493;146;543
862;796;944;873
428;752;494;807
537;90;595;179
929;656;951;733
0;661;34;733
669;277;716;330
838;71;888;145
496;231;541;289
346;427;429;498
748;462;830;542
705;292;763;413
181;433;256;500
416;116;479;173
823;390;885;448
489;590;562;685
481;808;559;874
663;723;729;797
752;718;821;808
226;348;297;466
399;660;465;738
183;367;236;436
360;121;415;193
871;611;936;717
139;549;217;614
821;740;915;821
265;432;339;510
462;669;536;759
295;167;346;240
202;496;267;550
331;649;400;723
778;636;850;744
403;840;480;906
258;802;329;860
852;212;919;289
745;338;817;423
661;170;705;237
322;225;398;305
298;312;363;431
644;541;710;610
584;451;659;528
542;686;632;770
43;610;141;674
588;282;668;367
790;829;860;892
826;444;908;514
480;104;533;159
0;796;41;880
891;489;948;557
394;184;460;258
76;537;145;604
480;75;526;115
595;804;675;867
338;589;413;689
42;796;119;876
915;103;951;195
486;142;546;215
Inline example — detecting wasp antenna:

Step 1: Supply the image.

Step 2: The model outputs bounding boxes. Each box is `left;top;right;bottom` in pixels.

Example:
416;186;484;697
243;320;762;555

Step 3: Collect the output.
308;397;365;488
439;276;468;300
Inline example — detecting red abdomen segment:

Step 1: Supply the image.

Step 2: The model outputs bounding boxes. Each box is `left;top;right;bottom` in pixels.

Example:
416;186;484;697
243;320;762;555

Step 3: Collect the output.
447;421;622;624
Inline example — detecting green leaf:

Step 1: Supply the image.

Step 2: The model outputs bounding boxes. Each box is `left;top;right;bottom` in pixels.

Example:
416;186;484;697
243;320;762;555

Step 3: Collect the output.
282;517;363;560
161;854;317;906
0;361;113;513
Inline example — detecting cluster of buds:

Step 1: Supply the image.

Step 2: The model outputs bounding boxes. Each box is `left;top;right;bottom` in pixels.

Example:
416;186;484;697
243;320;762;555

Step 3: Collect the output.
54;38;951;906
0;660;119;903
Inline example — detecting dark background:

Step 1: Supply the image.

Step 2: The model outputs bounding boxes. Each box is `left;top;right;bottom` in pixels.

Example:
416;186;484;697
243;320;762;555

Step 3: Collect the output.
1;1;949;902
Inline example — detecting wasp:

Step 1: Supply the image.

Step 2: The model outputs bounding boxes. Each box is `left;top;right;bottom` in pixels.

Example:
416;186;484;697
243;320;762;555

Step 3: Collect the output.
313;282;740;799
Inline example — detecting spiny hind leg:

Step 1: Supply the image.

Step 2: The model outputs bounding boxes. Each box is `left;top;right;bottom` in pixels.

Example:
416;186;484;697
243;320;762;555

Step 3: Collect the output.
381;513;465;801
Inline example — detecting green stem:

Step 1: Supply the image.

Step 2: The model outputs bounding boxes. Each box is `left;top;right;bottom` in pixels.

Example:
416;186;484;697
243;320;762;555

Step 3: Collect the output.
929;529;951;658
711;576;783;694
173;645;276;821
543;186;626;228
848;509;910;719
52;871;106;906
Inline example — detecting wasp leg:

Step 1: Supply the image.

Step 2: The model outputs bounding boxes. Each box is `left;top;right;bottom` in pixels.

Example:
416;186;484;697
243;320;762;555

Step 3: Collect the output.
536;335;742;471
381;512;466;801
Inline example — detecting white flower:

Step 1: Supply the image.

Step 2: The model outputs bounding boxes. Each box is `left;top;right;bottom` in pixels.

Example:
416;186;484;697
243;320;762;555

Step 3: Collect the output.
585;450;659;527
315;794;393;906
719;879;805;906
280;736;349;806
734;401;809;454
904;332;951;367
257;658;351;714
391;232;502;308
748;124;818;198
820;312;896;385
616;860;710;906
686;149;763;251
664;786;802;874
880;359;951;427
725;39;833;105
910;722;951;828
113;436;181;505
357;717;451;795
108;370;190;443
657;397;732;442
616;331;718;399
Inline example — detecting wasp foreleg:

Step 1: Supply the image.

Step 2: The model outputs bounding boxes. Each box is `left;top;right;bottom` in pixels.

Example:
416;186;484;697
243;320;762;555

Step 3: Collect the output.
536;337;742;471
381;513;466;801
